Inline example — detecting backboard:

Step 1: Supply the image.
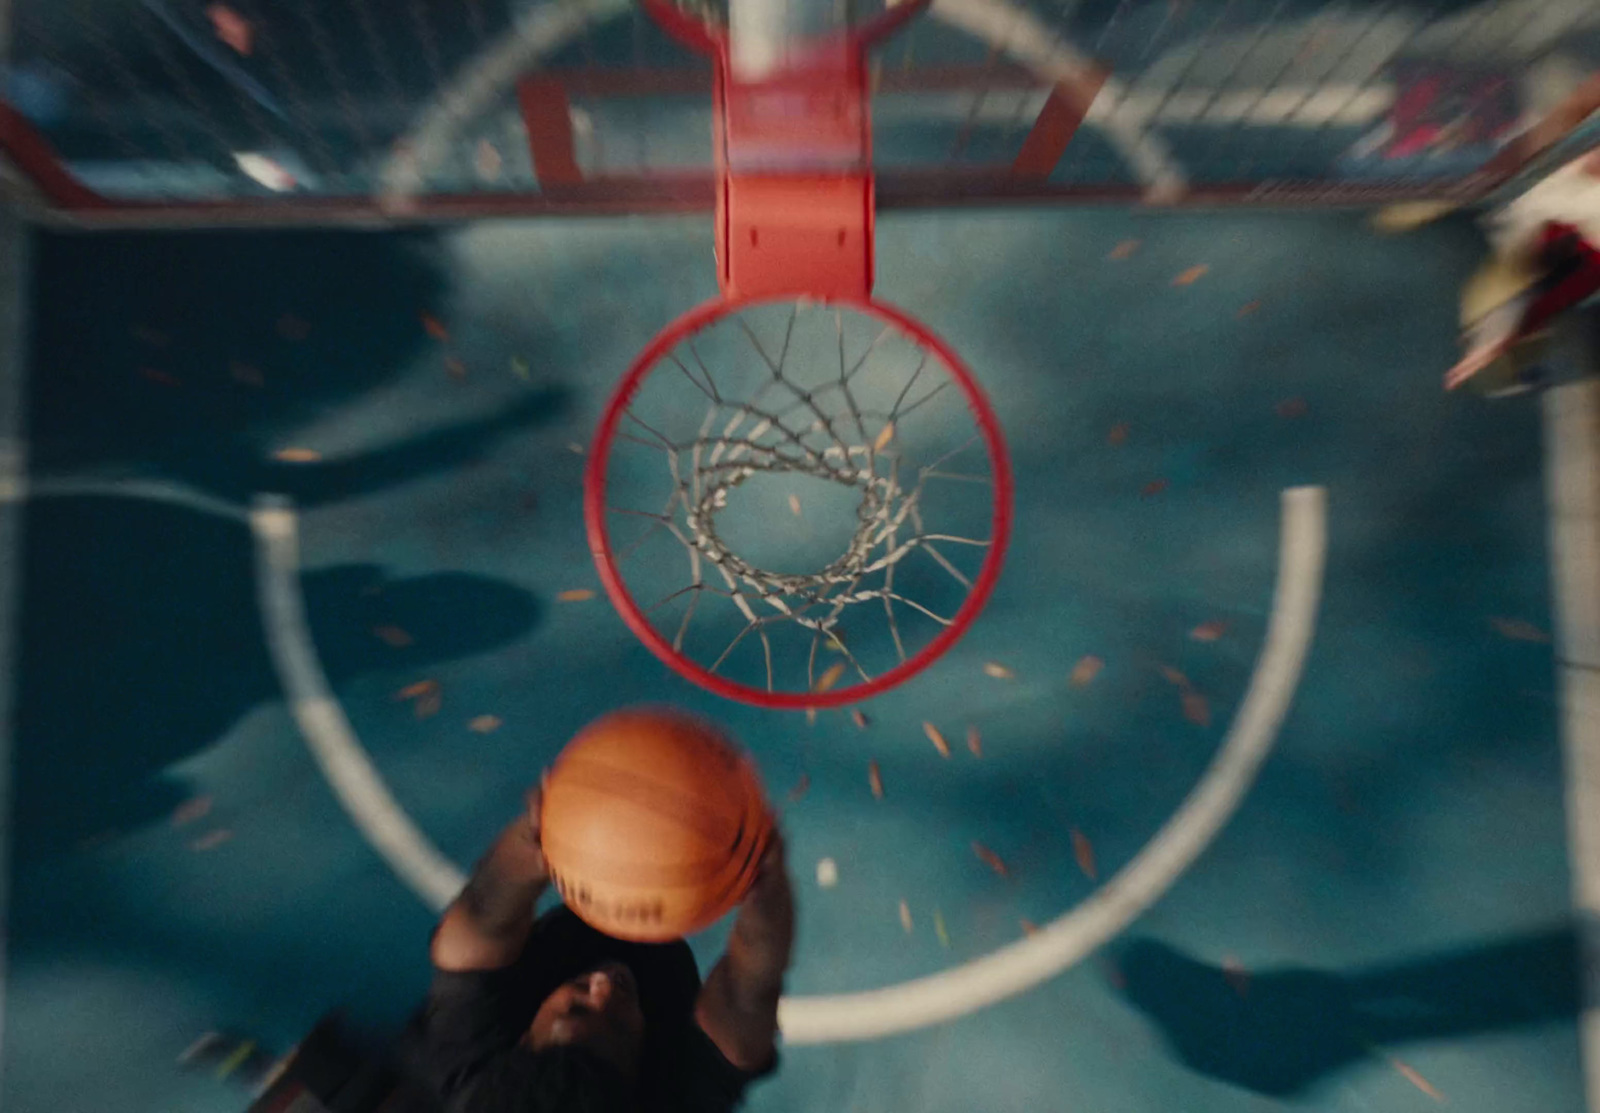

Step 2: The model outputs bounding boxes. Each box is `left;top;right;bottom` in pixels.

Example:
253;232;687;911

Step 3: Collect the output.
2;0;1598;227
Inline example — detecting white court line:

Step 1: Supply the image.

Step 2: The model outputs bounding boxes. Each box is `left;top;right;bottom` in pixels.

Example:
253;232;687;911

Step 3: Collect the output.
250;486;1324;1042
779;485;1326;1042
1542;378;1600;1113
0;476;249;521
249;496;466;911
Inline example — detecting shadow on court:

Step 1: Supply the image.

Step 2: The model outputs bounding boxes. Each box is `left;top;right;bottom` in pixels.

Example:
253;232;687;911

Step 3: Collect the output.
12;494;543;857
1114;926;1583;1097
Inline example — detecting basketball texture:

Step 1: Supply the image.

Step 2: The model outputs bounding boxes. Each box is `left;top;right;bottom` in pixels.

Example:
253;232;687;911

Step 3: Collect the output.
541;707;772;942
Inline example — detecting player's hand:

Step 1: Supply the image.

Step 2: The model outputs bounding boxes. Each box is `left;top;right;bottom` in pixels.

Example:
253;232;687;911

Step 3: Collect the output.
734;827;794;963
494;779;549;882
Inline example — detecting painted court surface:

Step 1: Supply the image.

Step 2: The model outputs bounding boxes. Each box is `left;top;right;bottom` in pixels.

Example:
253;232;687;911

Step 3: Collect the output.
4;208;1581;1111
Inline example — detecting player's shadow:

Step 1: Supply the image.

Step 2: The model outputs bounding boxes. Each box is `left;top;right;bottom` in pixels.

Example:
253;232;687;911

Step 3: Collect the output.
11;491;540;860
1113;925;1583;1097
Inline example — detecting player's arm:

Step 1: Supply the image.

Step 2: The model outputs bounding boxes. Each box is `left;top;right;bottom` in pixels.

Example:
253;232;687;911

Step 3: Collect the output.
695;831;795;1072
430;787;549;972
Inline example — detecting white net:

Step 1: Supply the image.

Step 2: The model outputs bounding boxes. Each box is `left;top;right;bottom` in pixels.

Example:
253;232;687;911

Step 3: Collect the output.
595;299;1006;701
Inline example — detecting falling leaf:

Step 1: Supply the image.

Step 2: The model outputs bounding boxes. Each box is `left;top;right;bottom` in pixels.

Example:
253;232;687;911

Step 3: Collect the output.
190;828;234;852
982;661;1015;680
229;361;263;387
415;690;442;719
1237;300;1262;318
788;773;810;802
868;760;884;799
1389;1057;1444;1101
1181;689;1212;728
788;493;802;517
420;312;450;342
132;325;169;347
469;714;502;733
1107;422;1130;446
395;679;440;701
966;725;983;758
816;858;839;888
805;707;817;726
510;356;530;380
1159;665;1190;688
1020;918;1039;936
1190;620;1228;642
1107;239;1140;260
923;721;951;758
1141;478;1168;498
373;625;414;648
1069;655;1104;687
973;841;1009;878
899;899;913;933
567;442;586;456
557;589;596;602
445;356;467;380
1222;954;1250;997
933;910;950;947
276;314;310;341
475;139;503;182
1490;616;1551;643
171;796;213;827
1275;397;1308;419
206;3;253;54
140;368;179;387
1071;827;1097;880
1172;264;1210;286
873;423;895;452
815;661;847;693
850;709;869;729
273;447;321;463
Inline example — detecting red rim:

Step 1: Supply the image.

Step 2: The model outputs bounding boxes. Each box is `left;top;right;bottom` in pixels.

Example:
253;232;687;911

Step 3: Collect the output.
584;293;1013;709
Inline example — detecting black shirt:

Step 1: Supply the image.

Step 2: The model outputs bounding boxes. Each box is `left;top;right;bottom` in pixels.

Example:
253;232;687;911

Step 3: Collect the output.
417;906;772;1112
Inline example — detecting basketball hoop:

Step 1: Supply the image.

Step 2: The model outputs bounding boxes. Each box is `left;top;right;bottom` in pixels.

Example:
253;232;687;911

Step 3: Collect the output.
581;0;1011;707
585;293;1010;708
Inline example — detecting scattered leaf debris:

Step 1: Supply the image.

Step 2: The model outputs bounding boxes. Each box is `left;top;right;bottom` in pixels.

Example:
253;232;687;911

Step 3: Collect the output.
1107;422;1130;446
445;356;467;380
933;909;950;947
171;796;213;827
868;760;884;799
1159;665;1190;688
1389;1057;1444;1102
850;709;869;730
373;625;414;648
1490;616;1550;643
1237;300;1262;318
1107;240;1140;260
469;715;502;734
816;858;839;888
420;312;450;341
815;661;847;693
1071;827;1097;880
874;423;895;452
982;661;1015;680
190;828;234;852
1141;478;1168;498
206;4;253;54
1069;655;1104;687
899;899;913;933
788;493;802;517
1172;264;1210;286
923;721;951;758
1189;621;1228;642
557;589;596;602
973;841;1009;878
1020;919;1039;937
966;725;983;758
273;447;321;463
1181;690;1212;728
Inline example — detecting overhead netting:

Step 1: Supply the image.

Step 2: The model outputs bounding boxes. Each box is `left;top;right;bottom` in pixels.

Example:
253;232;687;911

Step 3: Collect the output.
590;299;1009;705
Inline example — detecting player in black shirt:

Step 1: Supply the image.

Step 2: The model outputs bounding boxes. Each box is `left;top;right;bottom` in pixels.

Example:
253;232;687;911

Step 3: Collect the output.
416;784;794;1112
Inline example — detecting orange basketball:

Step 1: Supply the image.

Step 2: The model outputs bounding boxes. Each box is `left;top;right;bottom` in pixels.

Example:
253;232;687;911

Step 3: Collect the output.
540;706;772;942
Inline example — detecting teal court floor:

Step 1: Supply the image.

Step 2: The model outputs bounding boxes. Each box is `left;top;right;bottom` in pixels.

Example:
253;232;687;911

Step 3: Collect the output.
2;207;1585;1112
